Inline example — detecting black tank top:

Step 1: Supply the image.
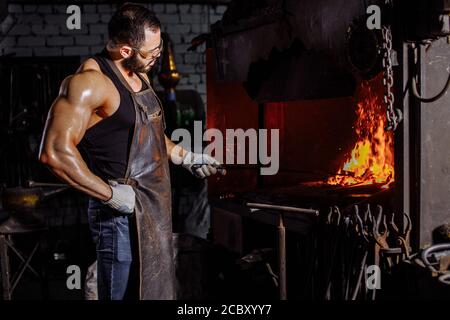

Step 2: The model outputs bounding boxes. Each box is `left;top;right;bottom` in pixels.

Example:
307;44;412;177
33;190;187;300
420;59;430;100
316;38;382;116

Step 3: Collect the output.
78;49;147;181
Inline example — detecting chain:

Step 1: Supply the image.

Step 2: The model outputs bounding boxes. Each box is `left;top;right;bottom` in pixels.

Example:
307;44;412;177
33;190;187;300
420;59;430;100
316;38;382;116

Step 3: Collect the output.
382;26;402;131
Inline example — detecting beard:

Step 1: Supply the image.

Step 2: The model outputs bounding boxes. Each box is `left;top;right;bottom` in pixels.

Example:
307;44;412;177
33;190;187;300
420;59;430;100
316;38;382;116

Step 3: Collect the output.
121;52;153;74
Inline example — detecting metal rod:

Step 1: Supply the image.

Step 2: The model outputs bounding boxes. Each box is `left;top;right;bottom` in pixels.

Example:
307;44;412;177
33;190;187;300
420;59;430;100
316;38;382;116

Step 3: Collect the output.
246;202;319;216
27;180;68;188
0;235;12;300
278;214;287;300
351;250;368;300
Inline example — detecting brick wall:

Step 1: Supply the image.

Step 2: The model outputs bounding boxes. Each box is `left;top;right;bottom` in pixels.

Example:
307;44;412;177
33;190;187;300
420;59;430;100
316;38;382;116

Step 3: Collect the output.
0;3;227;103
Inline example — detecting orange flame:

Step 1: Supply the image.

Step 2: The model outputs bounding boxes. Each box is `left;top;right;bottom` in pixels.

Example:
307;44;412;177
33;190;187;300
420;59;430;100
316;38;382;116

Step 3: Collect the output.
327;74;395;189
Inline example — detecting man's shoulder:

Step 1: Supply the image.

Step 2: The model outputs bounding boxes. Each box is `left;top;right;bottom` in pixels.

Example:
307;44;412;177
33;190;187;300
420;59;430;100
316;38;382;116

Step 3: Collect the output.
58;67;113;108
61;69;107;93
62;58;111;92
78;57;102;74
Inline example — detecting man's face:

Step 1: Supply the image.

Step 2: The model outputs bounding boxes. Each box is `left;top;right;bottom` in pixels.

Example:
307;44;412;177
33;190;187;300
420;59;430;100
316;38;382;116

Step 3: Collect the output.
122;28;162;74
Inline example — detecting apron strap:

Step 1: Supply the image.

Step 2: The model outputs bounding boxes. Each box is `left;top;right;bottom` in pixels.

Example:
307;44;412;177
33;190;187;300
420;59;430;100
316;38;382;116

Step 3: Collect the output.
105;58;167;130
136;73;168;131
104;58;137;93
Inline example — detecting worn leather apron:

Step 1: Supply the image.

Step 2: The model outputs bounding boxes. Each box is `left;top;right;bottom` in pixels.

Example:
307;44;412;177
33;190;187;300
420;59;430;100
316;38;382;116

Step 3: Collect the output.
106;59;175;300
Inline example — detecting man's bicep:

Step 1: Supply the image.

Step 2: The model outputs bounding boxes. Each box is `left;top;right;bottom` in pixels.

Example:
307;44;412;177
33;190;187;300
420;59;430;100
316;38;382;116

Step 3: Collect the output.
46;96;93;146
47;72;105;144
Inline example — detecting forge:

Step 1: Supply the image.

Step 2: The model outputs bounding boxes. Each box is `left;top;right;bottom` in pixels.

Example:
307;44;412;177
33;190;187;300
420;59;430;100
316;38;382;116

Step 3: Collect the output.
206;0;450;300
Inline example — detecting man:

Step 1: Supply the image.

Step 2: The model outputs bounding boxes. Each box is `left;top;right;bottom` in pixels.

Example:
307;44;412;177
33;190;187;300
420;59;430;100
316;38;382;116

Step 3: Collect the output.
39;3;224;300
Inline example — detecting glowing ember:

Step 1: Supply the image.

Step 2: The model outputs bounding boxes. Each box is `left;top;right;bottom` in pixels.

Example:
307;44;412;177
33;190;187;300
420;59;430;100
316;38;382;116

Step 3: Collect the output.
327;74;395;189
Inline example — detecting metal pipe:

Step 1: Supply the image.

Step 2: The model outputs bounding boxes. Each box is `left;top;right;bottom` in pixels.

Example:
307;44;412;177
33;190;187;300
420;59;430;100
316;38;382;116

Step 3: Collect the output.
0;235;12;300
278;214;287;300
246;202;319;216
351;250;368;300
26;180;67;188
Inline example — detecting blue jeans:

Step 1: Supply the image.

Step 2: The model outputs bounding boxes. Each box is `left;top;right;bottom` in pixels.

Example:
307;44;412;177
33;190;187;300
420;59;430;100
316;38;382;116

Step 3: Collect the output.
88;198;133;300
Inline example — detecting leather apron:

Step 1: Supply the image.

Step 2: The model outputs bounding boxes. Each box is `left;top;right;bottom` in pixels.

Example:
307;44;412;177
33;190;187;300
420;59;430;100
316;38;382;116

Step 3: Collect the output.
106;59;175;300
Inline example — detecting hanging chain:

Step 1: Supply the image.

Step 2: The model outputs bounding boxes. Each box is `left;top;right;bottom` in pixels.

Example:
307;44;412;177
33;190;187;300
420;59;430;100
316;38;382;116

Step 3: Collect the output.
382;25;402;131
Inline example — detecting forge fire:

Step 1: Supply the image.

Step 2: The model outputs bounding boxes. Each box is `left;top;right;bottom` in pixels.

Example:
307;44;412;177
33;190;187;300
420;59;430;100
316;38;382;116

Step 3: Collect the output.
328;74;395;189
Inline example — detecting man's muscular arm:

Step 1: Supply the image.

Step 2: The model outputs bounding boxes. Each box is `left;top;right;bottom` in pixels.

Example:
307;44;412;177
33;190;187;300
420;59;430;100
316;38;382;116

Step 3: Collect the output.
165;135;187;161
39;70;112;201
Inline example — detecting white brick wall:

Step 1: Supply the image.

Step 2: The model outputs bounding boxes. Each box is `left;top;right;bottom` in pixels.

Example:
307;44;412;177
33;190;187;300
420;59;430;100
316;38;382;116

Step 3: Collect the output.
0;3;227;104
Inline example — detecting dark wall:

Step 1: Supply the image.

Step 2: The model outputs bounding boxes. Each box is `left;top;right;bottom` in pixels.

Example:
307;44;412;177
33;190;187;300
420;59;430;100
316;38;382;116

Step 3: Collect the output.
417;37;450;247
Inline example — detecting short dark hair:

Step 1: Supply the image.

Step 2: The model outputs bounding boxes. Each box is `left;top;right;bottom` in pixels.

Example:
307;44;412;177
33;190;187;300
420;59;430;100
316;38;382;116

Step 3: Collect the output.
108;3;161;48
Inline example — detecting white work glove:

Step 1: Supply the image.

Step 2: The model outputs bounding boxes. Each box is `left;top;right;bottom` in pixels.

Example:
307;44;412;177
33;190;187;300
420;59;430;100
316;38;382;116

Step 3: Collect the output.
181;151;226;179
102;180;136;214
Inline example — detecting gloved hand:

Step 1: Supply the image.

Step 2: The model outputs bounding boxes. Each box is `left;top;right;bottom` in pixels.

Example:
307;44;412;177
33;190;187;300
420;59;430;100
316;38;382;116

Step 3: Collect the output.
181;151;226;179
102;180;136;214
